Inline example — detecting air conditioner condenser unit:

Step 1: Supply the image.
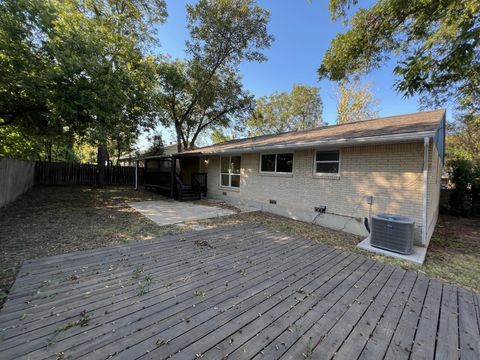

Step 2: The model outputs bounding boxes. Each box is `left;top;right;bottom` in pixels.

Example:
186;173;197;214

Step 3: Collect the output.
370;213;414;255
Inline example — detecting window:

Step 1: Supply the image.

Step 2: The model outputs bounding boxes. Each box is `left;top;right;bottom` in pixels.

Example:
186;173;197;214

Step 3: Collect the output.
220;156;241;188
315;150;340;174
260;153;293;174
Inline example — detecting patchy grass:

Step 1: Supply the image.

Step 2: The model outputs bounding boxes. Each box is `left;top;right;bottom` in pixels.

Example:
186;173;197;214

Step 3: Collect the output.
423;215;480;291
1;185;478;310
0;185;187;307
137;274;153;296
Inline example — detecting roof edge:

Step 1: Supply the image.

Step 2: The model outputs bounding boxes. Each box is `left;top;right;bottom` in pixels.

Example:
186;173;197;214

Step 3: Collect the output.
186;130;436;155
189;109;446;151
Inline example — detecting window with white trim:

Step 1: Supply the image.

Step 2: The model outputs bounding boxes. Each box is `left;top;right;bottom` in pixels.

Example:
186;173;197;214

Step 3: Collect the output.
260;153;293;173
220;156;241;188
315;150;340;174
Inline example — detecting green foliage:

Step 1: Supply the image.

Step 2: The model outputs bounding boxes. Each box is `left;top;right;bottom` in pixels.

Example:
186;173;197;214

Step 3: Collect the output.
137;274;152;296
144;130;165;156
0;0;167;160
155;0;273;151
247;84;324;136
302;337;314;358
447;159;478;190
210;128;236;144
336;76;379;124
319;0;480;116
0;121;81;162
157;59;254;151
132;265;144;279
446;115;480;166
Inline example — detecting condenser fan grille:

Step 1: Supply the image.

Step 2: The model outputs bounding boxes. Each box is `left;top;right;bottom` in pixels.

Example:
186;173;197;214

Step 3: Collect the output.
370;213;414;255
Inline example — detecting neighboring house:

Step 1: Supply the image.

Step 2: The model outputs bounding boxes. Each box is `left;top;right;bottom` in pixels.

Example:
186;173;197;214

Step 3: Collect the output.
163;143;178;156
147;110;445;252
119;143;178;166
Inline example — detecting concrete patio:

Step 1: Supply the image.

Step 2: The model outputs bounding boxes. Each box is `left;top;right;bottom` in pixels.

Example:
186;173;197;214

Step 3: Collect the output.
128;198;239;226
0;224;478;359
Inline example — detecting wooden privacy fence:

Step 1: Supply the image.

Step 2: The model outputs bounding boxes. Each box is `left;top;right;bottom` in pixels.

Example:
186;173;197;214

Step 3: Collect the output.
35;161;144;186
0;157;35;207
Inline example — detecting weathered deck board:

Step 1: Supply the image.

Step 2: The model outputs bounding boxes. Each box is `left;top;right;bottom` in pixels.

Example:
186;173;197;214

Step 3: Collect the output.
435;283;459;360
410;279;443;360
0;228;288;337
384;274;430;360
0;230;315;357
0;223;478;360
458;288;480;360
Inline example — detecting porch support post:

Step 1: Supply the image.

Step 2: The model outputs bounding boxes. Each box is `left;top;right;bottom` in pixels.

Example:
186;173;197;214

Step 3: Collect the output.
135;160;139;190
170;156;175;199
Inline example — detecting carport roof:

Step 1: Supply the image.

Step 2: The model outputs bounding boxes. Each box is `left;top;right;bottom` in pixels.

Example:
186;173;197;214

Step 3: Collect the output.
178;109;445;155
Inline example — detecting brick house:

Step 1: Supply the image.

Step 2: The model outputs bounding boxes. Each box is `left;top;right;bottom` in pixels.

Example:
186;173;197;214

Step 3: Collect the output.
144;110;445;258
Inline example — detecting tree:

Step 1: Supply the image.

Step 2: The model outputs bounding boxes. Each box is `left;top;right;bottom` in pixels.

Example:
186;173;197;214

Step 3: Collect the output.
247;84;324;136
155;0;273;152
0;0;53;127
447;115;480;166
157;59;254;152
210;128;244;143
336;77;379;124
0;0;166;169
318;0;480;121
144;130;165;156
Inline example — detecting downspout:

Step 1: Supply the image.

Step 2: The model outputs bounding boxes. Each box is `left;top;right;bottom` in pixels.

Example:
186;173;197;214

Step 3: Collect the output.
422;137;430;246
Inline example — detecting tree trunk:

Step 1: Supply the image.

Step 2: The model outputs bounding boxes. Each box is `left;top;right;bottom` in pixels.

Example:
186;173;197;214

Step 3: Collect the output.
97;143;108;186
116;146;121;166
175;123;183;153
45;141;52;162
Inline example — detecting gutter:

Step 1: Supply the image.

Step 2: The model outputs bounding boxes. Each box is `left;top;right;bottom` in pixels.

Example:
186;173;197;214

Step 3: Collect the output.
182;130;436;156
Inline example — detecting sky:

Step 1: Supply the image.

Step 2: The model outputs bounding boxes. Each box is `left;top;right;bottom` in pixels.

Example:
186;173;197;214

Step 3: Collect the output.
140;0;424;149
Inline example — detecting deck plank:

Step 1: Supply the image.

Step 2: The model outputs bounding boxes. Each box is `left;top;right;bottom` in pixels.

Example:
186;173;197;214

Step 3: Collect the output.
356;271;418;360
0;233;315;358
318;267;406;360
435;283;459;360
0;228;288;336
197;251;357;359
251;259;380;360
384;274;429;360
0;223;478;360
159;253;363;360
409;279;443;360
280;264;395;359
0;227;283;321
458;288;480;360
52;240;334;359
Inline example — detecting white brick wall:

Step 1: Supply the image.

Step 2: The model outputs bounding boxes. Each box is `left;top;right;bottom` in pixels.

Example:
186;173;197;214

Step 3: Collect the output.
204;141;434;244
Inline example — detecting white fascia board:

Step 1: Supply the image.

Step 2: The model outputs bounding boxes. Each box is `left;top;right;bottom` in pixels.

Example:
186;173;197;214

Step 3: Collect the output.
201;130;436;155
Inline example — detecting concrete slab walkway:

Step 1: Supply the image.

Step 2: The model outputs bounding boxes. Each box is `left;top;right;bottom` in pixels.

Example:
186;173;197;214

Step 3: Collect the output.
129;199;237;226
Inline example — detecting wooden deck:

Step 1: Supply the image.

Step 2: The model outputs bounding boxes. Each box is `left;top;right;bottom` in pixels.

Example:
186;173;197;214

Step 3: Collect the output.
0;224;478;359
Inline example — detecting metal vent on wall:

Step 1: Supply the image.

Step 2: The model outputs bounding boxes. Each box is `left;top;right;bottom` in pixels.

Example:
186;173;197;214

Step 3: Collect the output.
370;213;414;255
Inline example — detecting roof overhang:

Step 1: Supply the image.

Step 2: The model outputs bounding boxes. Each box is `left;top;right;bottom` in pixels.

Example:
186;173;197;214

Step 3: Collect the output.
180;130;436;156
135;154;174;161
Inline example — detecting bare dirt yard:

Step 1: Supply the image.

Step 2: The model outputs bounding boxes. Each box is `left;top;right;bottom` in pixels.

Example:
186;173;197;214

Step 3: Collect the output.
1;185;479;308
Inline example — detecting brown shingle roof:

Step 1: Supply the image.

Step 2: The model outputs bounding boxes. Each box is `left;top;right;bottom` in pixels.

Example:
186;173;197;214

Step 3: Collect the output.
181;109;445;155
